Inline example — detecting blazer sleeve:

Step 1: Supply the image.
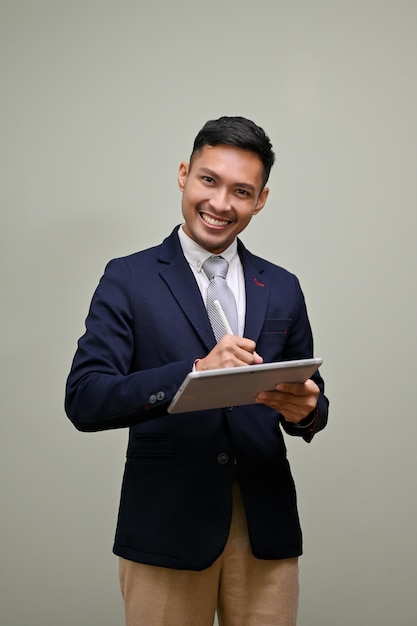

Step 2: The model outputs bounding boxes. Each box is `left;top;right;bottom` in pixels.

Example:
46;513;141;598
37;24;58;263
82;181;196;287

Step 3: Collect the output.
65;258;193;432
277;274;329;443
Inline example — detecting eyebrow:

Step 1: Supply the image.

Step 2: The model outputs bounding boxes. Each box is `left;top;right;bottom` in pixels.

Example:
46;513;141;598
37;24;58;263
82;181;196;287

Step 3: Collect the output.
198;167;256;193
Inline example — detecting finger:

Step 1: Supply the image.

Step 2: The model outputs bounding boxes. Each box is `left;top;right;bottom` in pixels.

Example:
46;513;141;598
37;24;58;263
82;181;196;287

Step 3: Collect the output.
275;382;306;395
253;351;263;364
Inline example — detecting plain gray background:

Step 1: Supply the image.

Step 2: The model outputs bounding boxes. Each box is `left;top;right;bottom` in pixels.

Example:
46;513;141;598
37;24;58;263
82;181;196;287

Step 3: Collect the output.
1;1;416;625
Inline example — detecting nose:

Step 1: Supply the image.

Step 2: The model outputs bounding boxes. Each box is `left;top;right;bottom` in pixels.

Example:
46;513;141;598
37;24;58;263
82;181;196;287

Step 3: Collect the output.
209;187;231;212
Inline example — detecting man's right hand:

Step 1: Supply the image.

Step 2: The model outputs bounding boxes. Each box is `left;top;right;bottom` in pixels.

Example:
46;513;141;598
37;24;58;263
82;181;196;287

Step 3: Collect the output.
195;335;263;371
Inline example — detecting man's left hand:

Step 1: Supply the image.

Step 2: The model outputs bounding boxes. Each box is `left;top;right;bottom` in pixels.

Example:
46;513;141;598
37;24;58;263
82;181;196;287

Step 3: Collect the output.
256;378;320;423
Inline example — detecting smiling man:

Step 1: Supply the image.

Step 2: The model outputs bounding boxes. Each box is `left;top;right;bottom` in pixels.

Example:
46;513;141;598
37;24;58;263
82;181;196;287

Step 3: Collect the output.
65;116;328;626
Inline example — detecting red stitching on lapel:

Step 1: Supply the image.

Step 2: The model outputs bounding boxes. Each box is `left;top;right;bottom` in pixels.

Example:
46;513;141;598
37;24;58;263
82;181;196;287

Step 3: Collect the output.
254;278;265;287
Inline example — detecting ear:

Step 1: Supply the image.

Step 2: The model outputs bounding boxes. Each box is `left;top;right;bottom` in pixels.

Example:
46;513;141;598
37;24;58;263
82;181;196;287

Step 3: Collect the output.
253;186;269;215
177;161;189;191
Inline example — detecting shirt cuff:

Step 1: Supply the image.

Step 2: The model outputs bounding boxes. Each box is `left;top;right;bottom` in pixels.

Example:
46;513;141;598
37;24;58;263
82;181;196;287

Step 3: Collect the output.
291;405;319;430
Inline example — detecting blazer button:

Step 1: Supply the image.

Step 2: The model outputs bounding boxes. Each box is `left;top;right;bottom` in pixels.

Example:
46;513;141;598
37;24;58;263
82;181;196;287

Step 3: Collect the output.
217;453;229;465
156;391;166;401
149;394;157;405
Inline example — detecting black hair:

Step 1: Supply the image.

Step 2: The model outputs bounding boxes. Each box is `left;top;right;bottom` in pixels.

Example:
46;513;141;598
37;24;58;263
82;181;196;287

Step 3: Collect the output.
190;116;275;187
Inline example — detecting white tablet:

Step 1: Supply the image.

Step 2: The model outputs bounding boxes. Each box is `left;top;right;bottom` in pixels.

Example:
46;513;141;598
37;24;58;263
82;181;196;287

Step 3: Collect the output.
168;357;323;413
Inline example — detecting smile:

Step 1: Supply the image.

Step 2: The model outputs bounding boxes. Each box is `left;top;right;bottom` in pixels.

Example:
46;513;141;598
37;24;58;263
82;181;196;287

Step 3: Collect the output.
200;212;231;227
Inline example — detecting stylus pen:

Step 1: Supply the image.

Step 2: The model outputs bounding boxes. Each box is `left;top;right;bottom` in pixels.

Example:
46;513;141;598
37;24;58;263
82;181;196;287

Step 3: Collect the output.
214;299;263;362
213;299;234;335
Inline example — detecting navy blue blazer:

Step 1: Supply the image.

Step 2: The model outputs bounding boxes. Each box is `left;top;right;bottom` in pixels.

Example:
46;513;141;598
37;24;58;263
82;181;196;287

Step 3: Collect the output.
65;226;328;570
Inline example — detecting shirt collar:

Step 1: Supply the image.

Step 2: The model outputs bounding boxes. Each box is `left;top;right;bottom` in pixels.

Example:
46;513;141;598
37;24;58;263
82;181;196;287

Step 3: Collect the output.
178;225;238;272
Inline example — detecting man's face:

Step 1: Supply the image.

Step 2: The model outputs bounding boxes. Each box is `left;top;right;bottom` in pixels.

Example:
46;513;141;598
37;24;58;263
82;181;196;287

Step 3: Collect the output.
178;144;269;254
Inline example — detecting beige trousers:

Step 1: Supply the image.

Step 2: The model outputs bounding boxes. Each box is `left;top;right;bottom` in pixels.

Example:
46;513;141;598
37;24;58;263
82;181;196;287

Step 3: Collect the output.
119;479;299;626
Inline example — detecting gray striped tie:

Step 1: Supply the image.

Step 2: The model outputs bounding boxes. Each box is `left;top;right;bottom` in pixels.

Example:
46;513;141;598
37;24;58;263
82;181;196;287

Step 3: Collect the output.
202;256;238;342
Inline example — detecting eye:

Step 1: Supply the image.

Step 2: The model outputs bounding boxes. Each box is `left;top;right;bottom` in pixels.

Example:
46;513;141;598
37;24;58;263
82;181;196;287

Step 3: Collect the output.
202;175;214;184
236;188;249;196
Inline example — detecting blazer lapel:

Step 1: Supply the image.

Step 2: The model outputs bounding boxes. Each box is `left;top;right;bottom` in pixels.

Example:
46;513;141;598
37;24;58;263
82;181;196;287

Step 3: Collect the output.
158;229;216;351
239;240;270;343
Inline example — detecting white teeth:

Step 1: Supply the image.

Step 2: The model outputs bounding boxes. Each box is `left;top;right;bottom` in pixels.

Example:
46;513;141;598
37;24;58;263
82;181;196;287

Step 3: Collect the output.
201;213;229;227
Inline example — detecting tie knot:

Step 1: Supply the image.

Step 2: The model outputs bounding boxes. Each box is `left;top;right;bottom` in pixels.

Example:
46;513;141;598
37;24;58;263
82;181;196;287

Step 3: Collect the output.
202;256;229;281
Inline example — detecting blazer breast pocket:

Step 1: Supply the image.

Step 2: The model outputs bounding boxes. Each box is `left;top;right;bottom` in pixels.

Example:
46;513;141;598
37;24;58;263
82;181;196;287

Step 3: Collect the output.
260;319;292;334
256;319;292;359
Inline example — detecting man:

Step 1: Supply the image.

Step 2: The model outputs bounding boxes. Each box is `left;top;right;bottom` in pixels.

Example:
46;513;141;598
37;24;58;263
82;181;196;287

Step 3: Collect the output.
65;116;328;626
